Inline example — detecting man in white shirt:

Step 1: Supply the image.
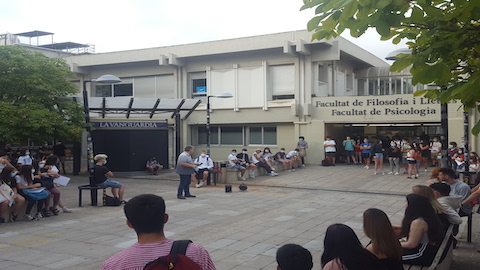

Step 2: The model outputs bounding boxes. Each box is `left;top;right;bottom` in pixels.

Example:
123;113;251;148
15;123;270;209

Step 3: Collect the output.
251;149;277;176
228;149;247;180
323;136;337;165
193;151;214;188
286;148;301;169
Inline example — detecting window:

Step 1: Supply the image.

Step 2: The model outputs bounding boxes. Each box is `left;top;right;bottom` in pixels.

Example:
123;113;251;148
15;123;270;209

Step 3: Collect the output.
197;126;277;145
192;79;206;97
94;83;133;97
270;65;295;100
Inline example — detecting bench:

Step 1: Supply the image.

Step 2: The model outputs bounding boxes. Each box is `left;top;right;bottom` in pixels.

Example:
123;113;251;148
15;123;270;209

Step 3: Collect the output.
403;224;454;270
224;161;286;182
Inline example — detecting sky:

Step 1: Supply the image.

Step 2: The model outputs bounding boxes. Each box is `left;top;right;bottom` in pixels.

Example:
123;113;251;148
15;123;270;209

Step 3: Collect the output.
0;0;406;62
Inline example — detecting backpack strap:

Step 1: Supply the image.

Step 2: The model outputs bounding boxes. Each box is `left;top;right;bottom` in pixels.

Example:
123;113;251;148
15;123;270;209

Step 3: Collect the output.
169;240;192;262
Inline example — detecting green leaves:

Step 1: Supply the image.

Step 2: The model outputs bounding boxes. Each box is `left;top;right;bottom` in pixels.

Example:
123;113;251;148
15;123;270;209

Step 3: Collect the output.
301;0;480;134
0;46;84;144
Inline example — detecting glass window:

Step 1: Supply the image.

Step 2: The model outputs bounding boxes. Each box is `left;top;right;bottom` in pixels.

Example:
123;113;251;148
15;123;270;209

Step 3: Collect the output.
198;126;218;145
357;79;365;96
249;127;262;144
263;127;277;145
192;79;207;96
221;126;243;145
403;77;413;94
94;84;111;97
114;84;133;97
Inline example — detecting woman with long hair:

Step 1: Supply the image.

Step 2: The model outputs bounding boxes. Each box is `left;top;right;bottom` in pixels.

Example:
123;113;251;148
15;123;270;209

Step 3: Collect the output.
0;167;26;221
372;139;385;175
363;208;403;270
321;223;377;270
387;141;401;175
405;143;417;179
39;155;62;216
397;194;445;266
15;165;45;220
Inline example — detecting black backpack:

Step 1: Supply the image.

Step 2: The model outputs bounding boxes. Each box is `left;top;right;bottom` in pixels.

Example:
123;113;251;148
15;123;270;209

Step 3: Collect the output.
143;240;202;270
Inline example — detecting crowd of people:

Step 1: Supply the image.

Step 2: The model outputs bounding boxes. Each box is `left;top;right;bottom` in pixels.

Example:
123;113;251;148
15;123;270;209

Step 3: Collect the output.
0;144;73;223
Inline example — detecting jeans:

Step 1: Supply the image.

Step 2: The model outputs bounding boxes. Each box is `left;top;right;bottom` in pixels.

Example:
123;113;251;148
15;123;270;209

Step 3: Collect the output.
177;174;192;197
389;157;400;173
255;161;272;173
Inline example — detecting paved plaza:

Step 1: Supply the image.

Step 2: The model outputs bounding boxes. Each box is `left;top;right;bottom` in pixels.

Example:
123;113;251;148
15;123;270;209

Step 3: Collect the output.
0;164;479;269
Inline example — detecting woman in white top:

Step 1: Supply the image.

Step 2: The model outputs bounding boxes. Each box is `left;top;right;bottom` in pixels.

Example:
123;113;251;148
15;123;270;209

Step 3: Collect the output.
15;165;45;220
16;148;33;166
262;147;274;171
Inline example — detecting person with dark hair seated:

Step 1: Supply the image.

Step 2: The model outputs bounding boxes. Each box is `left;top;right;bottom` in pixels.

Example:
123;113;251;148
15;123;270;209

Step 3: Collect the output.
393;194;445;266
321;223;378;270
276;243;313;270
363;208;403;270
437;167;472;216
101;194;215;270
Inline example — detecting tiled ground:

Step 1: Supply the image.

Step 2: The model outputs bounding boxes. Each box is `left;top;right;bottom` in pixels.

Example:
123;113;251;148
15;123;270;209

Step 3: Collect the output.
0;164;478;269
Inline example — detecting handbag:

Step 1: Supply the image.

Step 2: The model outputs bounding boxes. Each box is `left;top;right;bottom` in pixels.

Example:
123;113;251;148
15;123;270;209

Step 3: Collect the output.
299;148;307;157
0;181;14;203
35;175;55;190
22;188;49;200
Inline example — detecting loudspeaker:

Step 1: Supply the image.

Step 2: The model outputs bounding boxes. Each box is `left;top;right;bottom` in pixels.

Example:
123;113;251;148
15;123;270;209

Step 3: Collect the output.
225;185;232;192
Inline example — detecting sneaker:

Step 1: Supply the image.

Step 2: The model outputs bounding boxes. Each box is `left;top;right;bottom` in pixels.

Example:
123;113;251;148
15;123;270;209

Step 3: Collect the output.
62;207;73;213
365;166;369;170
387;172;393;175
24;215;35;221
374;171;378;175
415;174;419;177
270;172;278;176
250;172;255;178
196;183;201;188
302;164;305;167
237;171;242;178
424;169;428;172
50;207;60;216
120;200;128;204
382;172;385;175
34;213;45;221
177;196;186;199
10;213;18;222
42;209;52;217
271;167;276;171
185;194;196;198
394;172;400;175
291;169;296;172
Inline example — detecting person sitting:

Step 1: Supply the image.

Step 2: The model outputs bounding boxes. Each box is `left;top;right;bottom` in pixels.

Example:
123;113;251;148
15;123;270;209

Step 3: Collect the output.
429;183;463;225
15;165;46;220
228;149;247;181
262;147;275;171
275;148;293;171
437;167;472;216
146;157;163;175
393;194;445;266
101;194;215;270
38;155;62;217
363;208;403;270
252;149;277;177
236;148;256;179
286;148;301;169
93;154;126;204
193;150;213;188
16;148;33;167
0;166;26;222
276;243;313;270
321;223;378;270
0;152;15;171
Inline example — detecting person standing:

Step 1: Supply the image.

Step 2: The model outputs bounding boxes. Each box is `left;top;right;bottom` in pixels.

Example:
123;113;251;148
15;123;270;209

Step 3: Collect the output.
297;136;308;167
430;137;442;167
323;136;336;166
419;139;430;172
176;146;198;199
342;136;356;164
52;141;67;174
360;138;372;169
387;141;401;175
372;139;385;175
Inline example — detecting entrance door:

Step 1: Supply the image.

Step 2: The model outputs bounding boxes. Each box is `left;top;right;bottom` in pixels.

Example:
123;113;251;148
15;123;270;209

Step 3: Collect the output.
91;130;168;172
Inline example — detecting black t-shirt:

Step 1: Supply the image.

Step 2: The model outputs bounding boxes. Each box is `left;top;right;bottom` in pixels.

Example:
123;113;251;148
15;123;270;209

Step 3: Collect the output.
275;151;286;159
236;153;250;163
52;144;66;156
93;165;109;184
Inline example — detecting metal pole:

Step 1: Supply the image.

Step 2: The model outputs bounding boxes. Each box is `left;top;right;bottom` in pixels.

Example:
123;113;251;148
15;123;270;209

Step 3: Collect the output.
440;103;449;168
463;112;469;182
206;95;211;156
82;79;97;206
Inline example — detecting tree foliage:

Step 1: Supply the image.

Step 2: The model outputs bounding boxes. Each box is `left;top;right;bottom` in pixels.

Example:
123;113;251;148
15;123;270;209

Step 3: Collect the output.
0;45;84;144
301;0;480;133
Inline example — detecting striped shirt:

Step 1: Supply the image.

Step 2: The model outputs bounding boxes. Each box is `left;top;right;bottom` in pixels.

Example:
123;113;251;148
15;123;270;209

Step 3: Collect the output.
101;239;215;270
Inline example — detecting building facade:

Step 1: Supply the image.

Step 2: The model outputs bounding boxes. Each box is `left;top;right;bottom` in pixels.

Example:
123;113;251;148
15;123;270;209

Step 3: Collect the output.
3;30;473;170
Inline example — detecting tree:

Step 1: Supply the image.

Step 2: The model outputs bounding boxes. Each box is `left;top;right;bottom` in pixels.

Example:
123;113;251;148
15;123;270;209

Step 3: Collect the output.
0;45;84;145
301;0;480;133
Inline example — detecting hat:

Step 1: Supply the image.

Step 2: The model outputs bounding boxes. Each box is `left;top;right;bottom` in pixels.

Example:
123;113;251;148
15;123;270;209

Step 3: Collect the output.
256;148;262;151
430;182;451;196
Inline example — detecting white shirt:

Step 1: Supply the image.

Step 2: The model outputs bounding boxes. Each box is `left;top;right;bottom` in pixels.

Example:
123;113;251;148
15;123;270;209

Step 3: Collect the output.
194;155;214;169
251;152;262;164
430;141;442;153
228;154;239;167
324;140;336;152
17;155;32;165
286;150;298;158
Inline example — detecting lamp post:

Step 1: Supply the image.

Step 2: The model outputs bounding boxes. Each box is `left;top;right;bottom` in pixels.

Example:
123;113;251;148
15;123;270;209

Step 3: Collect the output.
82;74;121;205
206;93;233;156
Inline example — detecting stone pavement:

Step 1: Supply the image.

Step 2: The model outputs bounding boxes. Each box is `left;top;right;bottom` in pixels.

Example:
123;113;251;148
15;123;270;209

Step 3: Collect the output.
0;164;478;269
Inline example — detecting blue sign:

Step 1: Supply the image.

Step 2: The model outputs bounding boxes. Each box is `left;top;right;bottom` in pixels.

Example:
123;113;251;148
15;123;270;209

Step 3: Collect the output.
196;86;206;93
92;122;168;128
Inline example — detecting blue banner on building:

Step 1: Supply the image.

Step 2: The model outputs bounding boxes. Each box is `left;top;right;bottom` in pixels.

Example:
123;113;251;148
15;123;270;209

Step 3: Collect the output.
92;122;168;128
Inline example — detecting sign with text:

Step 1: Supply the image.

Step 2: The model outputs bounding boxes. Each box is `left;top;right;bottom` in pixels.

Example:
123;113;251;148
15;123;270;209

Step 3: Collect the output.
313;95;457;122
92;122;168;128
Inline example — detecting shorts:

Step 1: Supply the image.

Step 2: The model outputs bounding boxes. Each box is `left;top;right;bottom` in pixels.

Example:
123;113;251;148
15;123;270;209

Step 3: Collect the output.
344;150;354;156
430;152;439;160
232;164;245;170
402;157;408;163
195;168;209;180
326;152;336;157
362;153;371;159
97;179;123;188
374;153;383;158
407;160;416;164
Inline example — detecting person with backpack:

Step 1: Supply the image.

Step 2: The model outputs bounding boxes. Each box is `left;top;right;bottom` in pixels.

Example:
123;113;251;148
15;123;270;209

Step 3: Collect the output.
101;194;215;270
